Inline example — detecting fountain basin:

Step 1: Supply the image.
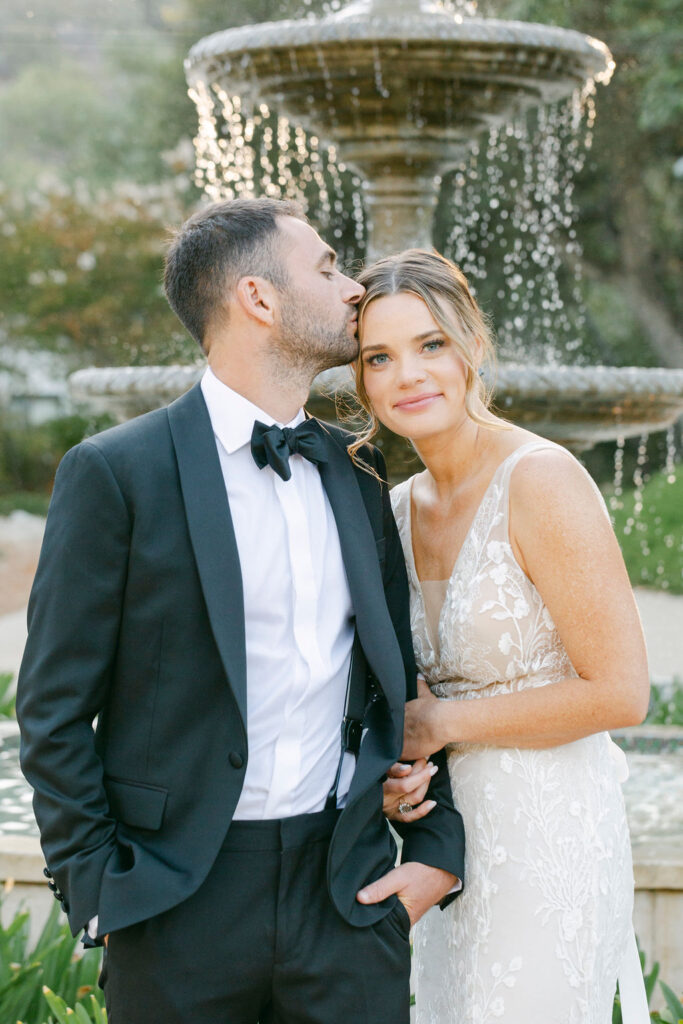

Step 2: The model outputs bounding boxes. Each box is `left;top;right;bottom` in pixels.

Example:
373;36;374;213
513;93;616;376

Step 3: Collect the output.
68;363;683;453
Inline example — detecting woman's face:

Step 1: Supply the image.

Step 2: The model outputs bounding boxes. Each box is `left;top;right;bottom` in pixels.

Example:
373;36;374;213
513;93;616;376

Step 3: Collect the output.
360;291;472;442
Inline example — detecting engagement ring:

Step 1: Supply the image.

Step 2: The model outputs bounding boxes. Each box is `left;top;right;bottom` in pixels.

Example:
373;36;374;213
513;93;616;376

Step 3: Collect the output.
398;801;412;815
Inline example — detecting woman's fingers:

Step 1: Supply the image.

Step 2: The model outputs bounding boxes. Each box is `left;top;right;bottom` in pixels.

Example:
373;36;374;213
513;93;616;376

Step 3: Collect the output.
382;758;438;818
395;799;436;823
384;761;436;797
386;759;425;779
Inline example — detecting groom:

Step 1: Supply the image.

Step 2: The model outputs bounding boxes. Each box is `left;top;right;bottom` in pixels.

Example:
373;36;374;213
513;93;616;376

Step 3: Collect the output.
16;198;464;1023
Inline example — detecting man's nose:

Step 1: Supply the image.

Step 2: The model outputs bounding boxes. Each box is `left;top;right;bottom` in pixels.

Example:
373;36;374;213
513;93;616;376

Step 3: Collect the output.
343;275;365;304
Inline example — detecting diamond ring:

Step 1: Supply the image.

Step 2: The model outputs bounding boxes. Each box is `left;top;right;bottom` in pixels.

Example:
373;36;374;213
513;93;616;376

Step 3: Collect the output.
398;801;412;815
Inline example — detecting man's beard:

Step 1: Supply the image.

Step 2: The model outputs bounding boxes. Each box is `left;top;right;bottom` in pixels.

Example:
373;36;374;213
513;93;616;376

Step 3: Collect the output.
275;287;359;378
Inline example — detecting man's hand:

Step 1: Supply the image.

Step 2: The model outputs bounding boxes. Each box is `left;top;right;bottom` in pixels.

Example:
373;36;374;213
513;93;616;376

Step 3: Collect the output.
356;862;459;927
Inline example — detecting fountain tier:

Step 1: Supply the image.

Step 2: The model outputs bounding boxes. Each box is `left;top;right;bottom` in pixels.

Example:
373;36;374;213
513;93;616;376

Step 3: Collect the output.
185;0;613;256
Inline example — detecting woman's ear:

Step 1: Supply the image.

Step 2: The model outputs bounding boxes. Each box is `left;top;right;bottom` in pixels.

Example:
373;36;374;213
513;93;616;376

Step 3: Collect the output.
235;275;277;327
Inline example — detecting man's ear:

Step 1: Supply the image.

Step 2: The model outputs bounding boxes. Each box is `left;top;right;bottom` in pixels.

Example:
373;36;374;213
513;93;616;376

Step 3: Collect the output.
235;275;277;327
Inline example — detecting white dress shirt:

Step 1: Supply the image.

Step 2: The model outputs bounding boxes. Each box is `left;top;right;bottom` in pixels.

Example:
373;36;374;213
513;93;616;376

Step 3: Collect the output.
201;367;356;818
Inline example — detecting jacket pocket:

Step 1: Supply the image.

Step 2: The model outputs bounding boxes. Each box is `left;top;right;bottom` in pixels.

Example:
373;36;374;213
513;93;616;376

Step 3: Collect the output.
104;776;168;831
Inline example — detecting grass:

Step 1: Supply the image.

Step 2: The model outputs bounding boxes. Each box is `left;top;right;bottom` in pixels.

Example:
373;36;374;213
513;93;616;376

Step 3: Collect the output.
603;466;683;594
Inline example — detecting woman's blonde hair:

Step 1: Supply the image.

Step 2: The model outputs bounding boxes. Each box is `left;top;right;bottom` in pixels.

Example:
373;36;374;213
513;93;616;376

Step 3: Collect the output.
342;248;499;467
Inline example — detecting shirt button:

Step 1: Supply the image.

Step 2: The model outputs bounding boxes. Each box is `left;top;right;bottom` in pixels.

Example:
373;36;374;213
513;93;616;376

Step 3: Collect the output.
229;752;244;769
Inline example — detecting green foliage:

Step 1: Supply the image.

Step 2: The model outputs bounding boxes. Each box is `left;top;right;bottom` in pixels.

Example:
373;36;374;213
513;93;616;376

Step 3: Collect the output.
0;413;116;497
583;279;658;367
656;981;683;1024
0;901;103;1024
646;682;683;726
41;987;108;1024
605;465;683;593
0;672;15;718
0;493;51;517
0;187;197;367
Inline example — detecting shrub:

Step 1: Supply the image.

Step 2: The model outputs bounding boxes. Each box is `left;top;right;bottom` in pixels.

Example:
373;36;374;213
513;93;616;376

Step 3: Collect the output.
0;901;103;1024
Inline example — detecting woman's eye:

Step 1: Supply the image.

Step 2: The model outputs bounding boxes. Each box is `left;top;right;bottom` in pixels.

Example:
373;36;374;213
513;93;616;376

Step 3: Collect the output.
366;353;388;366
423;339;445;352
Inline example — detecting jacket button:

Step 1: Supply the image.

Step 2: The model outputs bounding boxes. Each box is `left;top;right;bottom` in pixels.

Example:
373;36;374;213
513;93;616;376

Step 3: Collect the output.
229;752;244;769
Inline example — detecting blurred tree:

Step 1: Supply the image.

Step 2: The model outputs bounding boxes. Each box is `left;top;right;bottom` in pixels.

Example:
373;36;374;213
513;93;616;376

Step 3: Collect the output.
0;187;196;366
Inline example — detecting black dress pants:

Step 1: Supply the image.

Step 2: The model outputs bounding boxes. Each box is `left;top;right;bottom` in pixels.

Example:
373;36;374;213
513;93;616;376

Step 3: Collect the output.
103;808;411;1024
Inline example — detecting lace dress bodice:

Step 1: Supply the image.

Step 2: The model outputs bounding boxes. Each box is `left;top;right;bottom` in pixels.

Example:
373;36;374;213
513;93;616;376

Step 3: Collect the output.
391;442;647;1024
391;441;577;704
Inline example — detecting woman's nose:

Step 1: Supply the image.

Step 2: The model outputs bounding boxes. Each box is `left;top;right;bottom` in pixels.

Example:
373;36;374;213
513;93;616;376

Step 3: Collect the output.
397;357;427;386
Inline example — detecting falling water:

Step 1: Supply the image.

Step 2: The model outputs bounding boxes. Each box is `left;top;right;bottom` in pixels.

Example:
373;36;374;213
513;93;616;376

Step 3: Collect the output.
438;86;597;365
606;426;682;592
190;51;599;360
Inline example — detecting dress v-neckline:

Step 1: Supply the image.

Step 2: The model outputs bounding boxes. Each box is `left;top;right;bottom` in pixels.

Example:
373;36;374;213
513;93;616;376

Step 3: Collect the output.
404;442;543;659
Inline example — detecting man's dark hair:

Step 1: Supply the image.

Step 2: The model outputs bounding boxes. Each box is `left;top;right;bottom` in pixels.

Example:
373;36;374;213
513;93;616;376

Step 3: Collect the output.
163;197;308;348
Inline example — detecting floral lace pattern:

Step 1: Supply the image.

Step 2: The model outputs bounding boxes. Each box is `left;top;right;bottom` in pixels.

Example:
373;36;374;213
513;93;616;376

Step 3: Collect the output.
391;442;638;1023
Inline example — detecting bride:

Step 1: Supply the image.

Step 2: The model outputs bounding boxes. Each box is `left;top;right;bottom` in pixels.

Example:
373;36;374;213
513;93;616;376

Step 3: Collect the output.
352;249;651;1022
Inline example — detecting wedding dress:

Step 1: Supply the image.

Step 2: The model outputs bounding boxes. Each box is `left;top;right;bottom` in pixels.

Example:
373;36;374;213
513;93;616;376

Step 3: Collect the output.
391;441;649;1024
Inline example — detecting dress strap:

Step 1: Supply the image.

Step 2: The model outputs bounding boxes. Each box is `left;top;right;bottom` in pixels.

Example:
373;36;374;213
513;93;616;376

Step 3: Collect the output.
617;927;651;1023
496;440;611;535
494;441;568;534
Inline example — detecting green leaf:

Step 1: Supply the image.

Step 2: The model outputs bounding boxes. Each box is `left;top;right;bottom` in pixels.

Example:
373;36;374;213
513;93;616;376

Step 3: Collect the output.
659;980;683;1022
88;994;108;1024
42;986;72;1024
74;1003;92;1024
645;959;661;1002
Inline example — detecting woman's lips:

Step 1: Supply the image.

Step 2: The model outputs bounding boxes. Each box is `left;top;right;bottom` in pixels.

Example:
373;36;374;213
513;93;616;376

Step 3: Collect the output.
393;392;442;411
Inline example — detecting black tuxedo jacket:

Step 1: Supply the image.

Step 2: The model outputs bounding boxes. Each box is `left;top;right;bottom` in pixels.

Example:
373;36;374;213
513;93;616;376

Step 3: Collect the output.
17;382;465;938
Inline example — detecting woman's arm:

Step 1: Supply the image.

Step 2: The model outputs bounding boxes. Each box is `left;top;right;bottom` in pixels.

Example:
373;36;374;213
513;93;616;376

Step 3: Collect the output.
403;449;650;758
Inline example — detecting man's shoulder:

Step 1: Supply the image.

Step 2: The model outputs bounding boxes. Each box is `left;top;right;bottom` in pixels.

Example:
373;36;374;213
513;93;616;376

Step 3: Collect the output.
312;417;381;468
77;405;171;461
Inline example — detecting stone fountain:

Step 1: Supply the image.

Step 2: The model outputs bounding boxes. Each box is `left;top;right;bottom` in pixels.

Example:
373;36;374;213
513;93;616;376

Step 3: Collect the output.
185;0;613;259
69;0;683;450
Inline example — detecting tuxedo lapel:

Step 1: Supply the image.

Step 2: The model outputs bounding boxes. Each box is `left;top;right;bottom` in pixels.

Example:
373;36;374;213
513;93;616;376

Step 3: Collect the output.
315;424;405;749
167;383;247;724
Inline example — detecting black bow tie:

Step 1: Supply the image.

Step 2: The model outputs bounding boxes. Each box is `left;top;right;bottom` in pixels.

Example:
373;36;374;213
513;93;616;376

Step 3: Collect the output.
250;419;327;481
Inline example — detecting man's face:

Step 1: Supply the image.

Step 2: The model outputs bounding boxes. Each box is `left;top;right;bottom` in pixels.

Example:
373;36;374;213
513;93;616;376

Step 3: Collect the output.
272;217;365;374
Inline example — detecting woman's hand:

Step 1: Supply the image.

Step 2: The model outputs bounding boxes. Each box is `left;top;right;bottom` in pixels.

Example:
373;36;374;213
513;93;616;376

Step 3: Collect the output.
383;757;438;822
402;677;446;761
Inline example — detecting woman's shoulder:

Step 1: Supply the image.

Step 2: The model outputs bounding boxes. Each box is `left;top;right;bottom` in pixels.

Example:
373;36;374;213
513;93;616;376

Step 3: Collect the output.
507;437;610;533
